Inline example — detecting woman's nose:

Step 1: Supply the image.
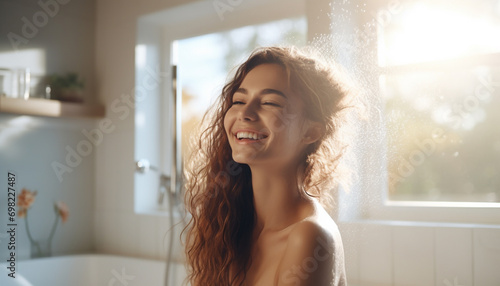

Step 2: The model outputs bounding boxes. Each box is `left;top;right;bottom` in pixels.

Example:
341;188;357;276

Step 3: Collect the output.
238;101;258;121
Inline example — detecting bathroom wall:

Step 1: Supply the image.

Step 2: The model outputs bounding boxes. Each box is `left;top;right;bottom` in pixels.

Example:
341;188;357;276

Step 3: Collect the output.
0;0;97;101
0;0;96;259
340;221;500;286
93;0;192;262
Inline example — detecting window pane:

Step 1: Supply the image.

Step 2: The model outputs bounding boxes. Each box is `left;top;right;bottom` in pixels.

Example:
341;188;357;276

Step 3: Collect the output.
385;66;500;202
378;0;500;66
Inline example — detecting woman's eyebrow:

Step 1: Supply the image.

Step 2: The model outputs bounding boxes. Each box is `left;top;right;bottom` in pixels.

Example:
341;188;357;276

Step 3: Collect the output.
261;88;287;99
234;87;247;94
235;87;287;99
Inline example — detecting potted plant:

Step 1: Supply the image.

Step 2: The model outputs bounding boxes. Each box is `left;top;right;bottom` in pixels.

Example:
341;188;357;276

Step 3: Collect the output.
49;72;85;102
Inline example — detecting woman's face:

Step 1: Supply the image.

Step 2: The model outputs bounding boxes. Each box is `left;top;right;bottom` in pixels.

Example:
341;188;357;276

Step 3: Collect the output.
224;63;313;169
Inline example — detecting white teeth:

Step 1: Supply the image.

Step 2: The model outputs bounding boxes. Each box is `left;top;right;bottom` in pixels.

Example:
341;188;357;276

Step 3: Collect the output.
236;132;262;140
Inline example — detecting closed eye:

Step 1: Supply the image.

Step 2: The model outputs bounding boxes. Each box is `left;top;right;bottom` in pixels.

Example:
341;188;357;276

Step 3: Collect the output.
263;102;282;107
232;101;245;105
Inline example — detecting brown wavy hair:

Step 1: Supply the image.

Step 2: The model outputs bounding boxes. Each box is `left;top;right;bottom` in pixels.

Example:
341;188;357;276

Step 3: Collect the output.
183;46;357;285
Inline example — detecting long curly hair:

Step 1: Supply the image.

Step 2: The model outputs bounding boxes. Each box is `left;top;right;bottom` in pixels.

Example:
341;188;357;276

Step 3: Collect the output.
183;46;357;285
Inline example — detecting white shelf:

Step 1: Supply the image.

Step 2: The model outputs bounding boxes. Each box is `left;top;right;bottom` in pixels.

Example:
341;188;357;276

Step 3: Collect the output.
0;97;105;118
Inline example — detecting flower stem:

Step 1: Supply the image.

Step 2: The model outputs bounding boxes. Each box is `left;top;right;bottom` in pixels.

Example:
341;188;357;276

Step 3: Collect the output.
25;211;42;256
48;214;59;244
24;211;36;244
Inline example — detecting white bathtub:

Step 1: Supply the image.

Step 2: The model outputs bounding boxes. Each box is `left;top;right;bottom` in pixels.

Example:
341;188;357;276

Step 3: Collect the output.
0;254;187;286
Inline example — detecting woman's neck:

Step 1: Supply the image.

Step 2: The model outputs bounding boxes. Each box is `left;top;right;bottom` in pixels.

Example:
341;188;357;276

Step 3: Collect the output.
249;165;309;234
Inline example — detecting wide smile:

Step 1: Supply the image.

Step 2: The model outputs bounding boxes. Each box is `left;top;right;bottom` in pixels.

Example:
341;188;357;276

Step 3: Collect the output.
233;130;269;144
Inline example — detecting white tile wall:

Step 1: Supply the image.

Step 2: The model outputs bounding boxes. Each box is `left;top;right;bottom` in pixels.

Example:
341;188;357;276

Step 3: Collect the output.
435;227;473;286
138;214;159;259
473;228;500;286
119;212;140;257
105;211;122;254
393;226;435;286
339;222;360;285
342;223;500;286
0;116;96;259
358;224;393;286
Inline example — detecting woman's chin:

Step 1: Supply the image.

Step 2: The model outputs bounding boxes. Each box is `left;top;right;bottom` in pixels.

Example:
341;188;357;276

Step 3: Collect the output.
231;154;253;165
231;150;264;165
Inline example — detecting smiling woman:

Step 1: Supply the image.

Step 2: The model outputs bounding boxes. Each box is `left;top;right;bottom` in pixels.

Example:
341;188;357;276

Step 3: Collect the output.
224;64;312;167
183;46;357;286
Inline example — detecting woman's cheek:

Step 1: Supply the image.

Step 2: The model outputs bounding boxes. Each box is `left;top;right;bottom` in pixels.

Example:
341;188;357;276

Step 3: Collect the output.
223;109;234;132
268;111;289;133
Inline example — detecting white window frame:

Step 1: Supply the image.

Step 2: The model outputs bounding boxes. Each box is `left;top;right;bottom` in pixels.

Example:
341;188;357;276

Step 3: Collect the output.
339;0;500;226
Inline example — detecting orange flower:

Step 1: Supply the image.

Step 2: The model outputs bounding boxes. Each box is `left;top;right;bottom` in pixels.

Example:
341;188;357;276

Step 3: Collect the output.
18;208;27;218
55;201;69;223
18;188;37;210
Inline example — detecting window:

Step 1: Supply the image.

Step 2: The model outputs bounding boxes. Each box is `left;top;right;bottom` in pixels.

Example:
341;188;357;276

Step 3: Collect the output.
335;0;500;224
378;0;500;204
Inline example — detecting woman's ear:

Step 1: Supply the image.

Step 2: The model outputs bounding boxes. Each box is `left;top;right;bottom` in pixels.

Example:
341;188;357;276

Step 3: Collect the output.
302;120;323;145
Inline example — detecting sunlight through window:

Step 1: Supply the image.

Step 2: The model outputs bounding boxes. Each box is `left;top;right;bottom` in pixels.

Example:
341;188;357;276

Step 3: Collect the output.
378;0;500;203
379;1;500;66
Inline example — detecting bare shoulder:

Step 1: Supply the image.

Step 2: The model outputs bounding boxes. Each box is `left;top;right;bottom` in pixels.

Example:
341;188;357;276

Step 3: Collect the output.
276;204;346;285
286;212;343;263
290;200;343;251
287;219;335;254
